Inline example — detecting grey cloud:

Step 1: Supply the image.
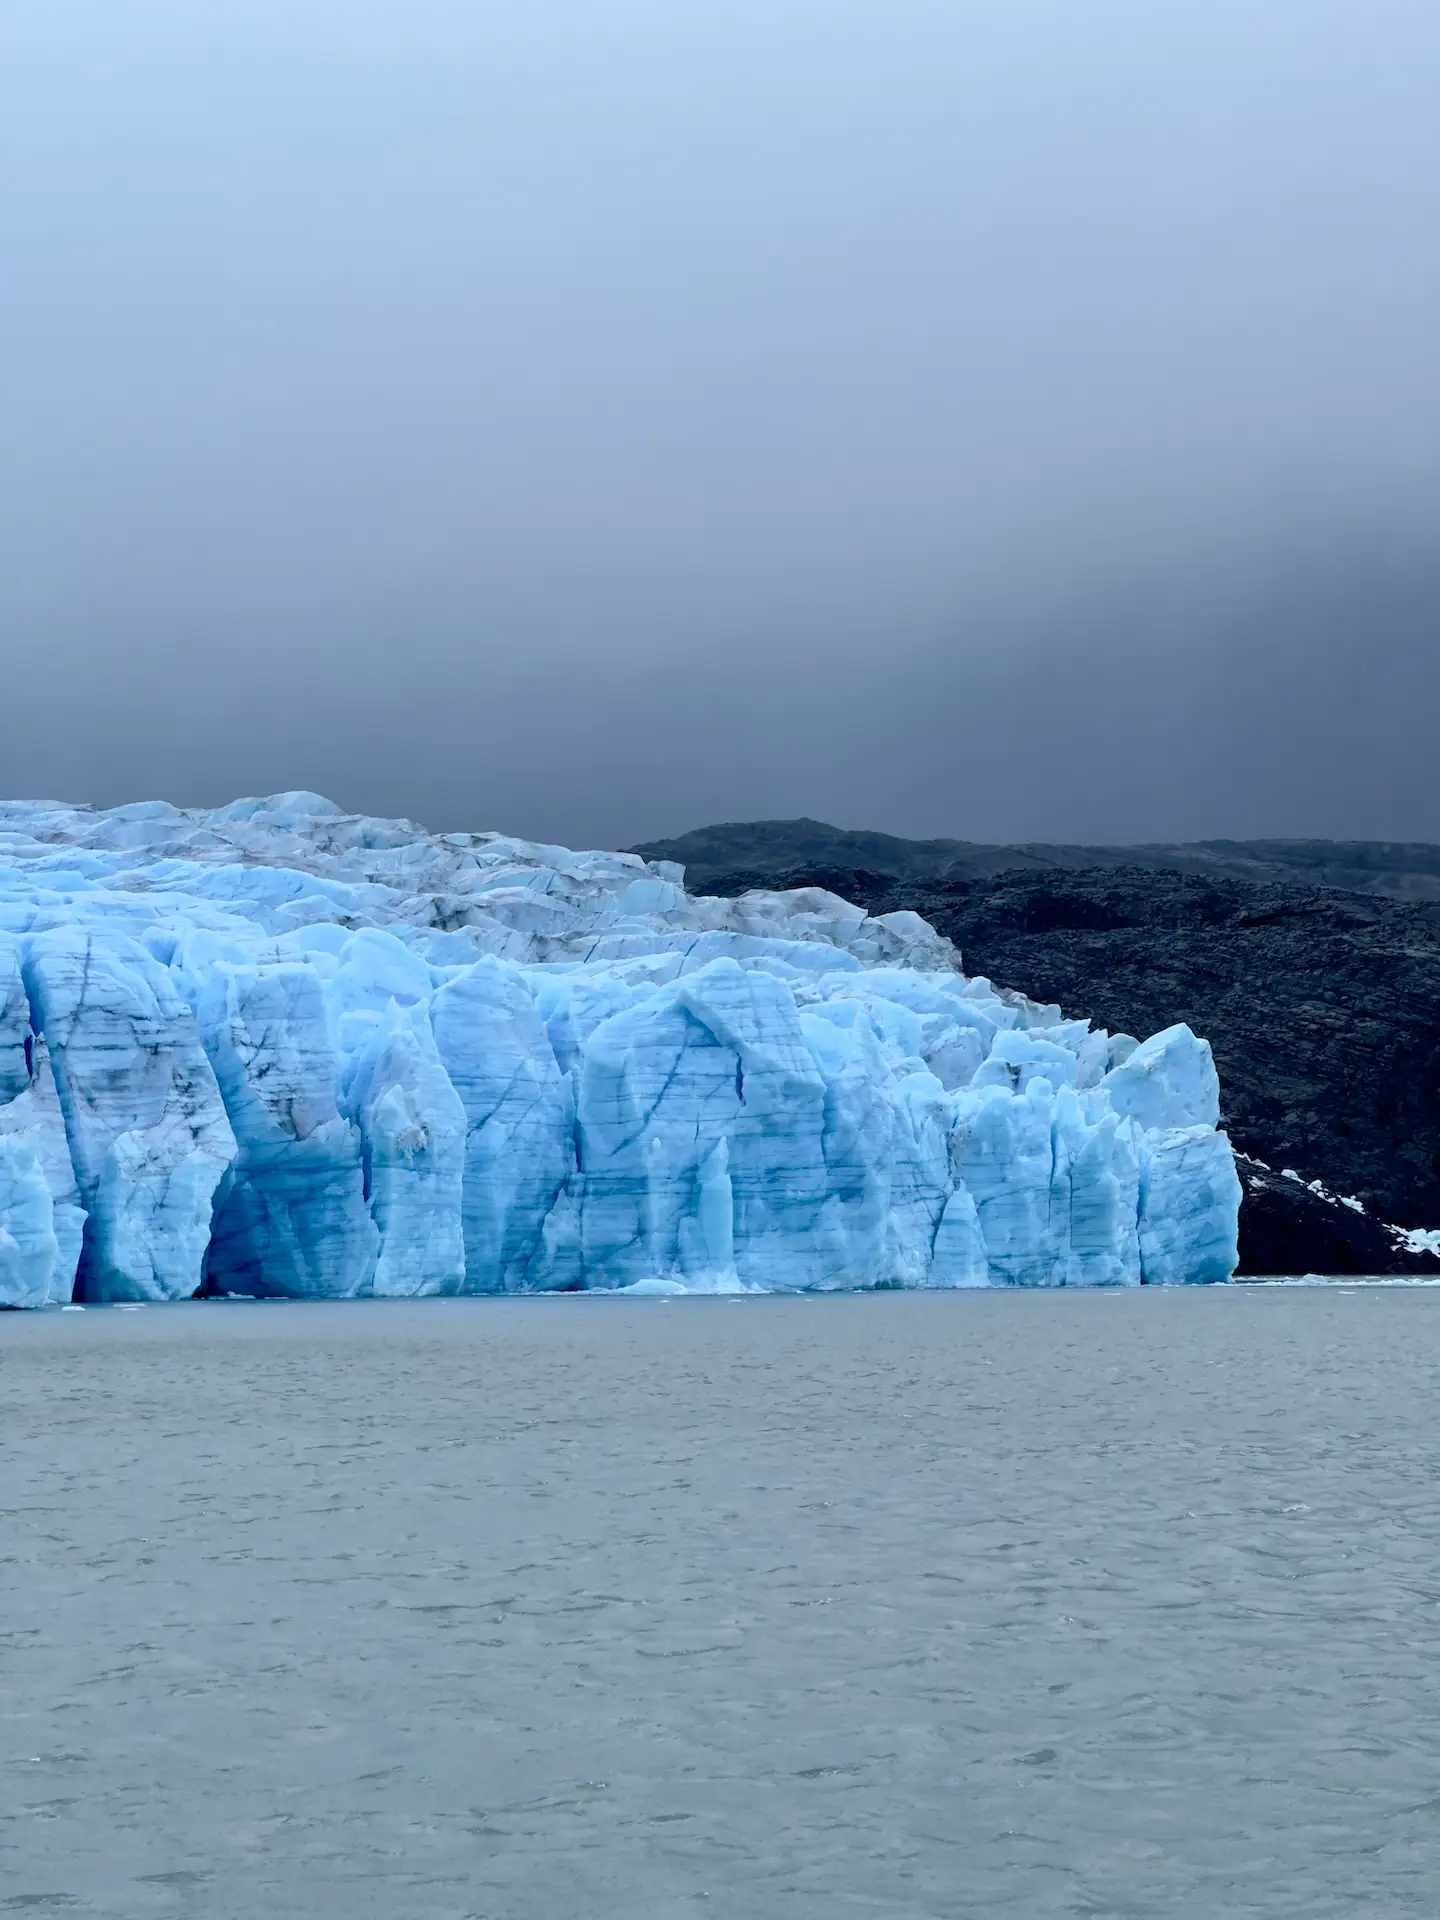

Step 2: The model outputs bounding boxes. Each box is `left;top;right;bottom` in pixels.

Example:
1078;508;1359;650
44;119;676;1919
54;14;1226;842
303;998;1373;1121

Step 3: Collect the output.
2;1;1438;846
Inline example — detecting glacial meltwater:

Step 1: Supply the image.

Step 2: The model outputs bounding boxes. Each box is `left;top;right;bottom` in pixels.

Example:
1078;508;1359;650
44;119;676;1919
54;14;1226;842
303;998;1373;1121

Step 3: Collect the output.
4;1288;1439;1917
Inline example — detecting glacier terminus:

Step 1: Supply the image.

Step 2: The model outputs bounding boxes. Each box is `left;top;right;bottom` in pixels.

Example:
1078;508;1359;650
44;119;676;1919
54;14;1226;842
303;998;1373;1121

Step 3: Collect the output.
0;794;1240;1308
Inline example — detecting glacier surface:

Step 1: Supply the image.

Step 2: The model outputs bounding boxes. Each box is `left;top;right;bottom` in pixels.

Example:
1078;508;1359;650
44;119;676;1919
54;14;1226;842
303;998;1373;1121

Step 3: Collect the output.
0;793;1240;1306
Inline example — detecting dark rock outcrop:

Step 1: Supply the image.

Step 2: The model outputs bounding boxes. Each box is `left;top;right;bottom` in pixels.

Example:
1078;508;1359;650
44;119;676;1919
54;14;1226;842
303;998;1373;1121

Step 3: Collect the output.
1234;1158;1432;1279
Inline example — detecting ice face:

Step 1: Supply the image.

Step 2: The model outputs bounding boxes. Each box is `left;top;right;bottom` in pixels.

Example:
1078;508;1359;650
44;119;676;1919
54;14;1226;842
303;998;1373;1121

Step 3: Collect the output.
1100;1024;1220;1132
20;930;235;1301
0;938;60;1308
0;796;1241;1301
0;1037;85;1307
1138;1126;1243;1287
191;962;377;1299
344;1001;467;1298
430;957;575;1293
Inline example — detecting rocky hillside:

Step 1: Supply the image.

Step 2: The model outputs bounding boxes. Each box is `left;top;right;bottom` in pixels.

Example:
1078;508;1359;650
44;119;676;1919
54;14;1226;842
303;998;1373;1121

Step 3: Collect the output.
637;819;1440;903
632;825;1440;1277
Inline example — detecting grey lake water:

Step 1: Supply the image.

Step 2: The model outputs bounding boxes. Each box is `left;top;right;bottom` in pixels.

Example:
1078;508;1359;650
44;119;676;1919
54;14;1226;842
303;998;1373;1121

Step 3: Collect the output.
4;1289;1440;1919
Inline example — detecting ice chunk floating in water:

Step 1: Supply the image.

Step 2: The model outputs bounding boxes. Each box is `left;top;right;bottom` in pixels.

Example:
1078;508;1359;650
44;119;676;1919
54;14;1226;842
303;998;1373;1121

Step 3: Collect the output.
0;794;1240;1304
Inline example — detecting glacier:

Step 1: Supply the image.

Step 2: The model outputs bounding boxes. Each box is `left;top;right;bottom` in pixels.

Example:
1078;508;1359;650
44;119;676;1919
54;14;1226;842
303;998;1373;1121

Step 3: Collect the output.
0;793;1240;1307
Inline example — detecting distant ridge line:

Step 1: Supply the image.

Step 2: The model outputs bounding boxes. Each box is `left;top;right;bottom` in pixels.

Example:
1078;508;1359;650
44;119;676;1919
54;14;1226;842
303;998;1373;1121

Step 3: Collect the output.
631;819;1440;904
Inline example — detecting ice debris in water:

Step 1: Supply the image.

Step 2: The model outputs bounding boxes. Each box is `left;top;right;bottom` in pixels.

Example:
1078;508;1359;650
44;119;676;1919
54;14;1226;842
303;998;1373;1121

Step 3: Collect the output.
0;793;1240;1306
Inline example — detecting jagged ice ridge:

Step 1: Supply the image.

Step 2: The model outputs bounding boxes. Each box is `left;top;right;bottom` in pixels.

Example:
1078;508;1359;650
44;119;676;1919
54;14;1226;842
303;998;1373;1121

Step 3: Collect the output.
0;794;1240;1307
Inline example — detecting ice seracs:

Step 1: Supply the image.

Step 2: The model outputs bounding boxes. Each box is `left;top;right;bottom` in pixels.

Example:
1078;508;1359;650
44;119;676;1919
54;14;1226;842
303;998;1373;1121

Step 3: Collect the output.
0;793;1242;1304
13;930;233;1303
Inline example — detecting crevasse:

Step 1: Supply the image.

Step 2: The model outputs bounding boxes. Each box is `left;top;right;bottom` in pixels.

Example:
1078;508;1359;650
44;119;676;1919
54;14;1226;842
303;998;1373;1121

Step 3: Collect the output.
0;793;1240;1306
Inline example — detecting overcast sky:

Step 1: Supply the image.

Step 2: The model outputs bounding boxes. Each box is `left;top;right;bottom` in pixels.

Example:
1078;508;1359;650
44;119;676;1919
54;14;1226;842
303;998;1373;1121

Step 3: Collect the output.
3;1;1438;848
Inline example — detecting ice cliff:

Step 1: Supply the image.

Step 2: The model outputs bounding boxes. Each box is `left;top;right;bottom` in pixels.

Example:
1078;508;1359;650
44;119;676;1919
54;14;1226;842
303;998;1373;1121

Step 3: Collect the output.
0;793;1240;1306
